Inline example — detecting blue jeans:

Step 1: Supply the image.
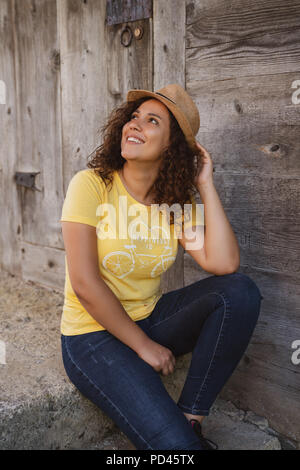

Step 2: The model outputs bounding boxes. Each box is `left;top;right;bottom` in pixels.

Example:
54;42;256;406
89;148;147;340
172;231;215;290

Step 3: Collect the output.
61;272;263;450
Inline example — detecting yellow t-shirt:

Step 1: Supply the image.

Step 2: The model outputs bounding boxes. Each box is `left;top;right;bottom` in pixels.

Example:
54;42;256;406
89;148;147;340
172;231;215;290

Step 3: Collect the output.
59;169;201;335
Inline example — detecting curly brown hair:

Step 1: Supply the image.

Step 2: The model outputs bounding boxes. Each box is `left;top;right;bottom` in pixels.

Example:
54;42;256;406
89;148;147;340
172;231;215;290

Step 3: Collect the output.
86;96;202;225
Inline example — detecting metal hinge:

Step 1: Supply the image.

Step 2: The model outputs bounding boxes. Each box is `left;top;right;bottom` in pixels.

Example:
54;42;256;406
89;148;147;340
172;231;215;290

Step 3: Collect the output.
106;0;152;26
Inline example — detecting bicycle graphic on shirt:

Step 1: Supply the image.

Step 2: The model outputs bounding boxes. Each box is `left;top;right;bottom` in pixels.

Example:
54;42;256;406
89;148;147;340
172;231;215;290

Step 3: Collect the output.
102;223;176;279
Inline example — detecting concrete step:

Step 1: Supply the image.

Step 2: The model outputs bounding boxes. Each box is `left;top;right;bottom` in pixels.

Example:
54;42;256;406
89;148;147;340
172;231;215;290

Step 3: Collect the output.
0;270;297;450
88;397;286;451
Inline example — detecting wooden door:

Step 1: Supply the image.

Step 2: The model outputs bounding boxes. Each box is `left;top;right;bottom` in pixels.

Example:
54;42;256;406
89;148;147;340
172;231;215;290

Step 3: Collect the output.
58;0;187;295
0;0;64;286
0;0;187;292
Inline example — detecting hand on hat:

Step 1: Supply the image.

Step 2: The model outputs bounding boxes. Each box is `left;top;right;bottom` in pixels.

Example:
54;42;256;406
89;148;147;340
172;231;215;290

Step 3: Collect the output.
193;141;215;188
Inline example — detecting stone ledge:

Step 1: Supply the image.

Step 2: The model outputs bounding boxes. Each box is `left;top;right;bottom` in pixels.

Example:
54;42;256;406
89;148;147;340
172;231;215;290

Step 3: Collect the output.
0;270;294;450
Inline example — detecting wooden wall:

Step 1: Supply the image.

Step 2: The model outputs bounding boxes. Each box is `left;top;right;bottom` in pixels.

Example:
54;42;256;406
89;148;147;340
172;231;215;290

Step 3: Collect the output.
0;0;299;444
184;0;300;443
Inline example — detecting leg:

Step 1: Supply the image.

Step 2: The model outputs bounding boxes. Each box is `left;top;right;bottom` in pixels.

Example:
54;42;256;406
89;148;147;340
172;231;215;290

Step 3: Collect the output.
141;272;263;418
61;331;204;450
182;412;204;424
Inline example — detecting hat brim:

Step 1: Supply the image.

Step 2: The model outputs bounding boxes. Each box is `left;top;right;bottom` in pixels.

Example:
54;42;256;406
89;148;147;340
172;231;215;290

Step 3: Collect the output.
126;89;198;153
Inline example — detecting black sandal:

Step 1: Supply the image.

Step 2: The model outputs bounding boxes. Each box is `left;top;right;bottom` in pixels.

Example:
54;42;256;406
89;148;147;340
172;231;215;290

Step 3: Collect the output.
190;419;219;450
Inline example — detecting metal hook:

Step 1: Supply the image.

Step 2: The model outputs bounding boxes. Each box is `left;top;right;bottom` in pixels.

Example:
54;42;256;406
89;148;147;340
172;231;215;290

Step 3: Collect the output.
121;26;133;47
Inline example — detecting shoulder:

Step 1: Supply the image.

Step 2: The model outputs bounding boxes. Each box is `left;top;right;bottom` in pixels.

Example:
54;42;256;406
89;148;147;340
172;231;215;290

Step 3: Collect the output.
69;168;106;193
75;168;104;183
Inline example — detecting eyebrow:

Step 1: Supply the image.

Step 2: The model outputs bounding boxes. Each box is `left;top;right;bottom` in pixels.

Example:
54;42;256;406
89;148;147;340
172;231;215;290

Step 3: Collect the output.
134;109;162;120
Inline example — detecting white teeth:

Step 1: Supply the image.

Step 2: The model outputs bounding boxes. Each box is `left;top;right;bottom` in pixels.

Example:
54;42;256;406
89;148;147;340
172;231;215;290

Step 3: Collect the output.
127;137;144;144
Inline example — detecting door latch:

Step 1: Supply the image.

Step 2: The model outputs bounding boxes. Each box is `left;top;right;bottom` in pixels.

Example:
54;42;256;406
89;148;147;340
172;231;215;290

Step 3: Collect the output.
14;171;42;192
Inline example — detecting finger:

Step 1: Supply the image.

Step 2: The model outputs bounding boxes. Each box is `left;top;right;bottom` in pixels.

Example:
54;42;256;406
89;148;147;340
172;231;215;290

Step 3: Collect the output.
166;361;174;375
197;144;210;158
169;360;175;373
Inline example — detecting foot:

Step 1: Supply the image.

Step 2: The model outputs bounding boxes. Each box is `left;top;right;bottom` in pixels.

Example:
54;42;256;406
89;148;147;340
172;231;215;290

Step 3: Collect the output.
183;412;205;425
189;419;218;450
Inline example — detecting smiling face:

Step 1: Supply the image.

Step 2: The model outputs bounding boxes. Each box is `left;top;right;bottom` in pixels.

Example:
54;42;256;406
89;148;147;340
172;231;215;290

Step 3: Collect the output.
121;98;171;164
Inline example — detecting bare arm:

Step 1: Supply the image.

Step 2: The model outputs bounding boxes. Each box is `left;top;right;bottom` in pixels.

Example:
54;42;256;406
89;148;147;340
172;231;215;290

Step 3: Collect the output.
182;140;240;274
61;221;151;354
179;181;240;275
197;180;240;273
61;221;175;375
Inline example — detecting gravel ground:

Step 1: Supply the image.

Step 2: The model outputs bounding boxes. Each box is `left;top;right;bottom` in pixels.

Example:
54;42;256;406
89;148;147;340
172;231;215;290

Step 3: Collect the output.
0;269;64;404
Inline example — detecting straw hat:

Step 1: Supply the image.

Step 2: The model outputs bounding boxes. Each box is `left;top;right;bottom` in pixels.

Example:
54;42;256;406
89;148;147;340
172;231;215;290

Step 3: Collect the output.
126;84;200;153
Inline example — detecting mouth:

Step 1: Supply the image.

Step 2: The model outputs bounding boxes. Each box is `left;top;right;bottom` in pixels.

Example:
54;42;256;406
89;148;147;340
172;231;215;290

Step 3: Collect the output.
125;136;145;145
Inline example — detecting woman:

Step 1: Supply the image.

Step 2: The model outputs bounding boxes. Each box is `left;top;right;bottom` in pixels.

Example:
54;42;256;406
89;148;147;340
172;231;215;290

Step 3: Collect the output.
60;84;263;450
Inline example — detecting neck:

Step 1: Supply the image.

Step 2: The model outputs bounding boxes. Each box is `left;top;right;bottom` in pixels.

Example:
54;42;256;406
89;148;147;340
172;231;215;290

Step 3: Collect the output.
120;163;158;204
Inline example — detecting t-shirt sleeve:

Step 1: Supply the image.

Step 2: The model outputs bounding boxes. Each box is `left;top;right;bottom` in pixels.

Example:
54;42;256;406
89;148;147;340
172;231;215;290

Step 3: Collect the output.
182;193;204;231
60;170;103;228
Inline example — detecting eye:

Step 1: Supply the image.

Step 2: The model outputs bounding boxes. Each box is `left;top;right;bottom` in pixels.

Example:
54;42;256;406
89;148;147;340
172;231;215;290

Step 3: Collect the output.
130;113;158;125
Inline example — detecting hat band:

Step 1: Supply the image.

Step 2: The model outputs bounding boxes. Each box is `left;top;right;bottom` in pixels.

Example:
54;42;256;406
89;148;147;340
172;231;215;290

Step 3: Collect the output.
155;92;176;105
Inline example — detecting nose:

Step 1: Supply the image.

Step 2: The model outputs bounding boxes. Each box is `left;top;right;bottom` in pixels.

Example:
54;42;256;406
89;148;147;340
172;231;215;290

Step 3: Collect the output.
129;119;142;131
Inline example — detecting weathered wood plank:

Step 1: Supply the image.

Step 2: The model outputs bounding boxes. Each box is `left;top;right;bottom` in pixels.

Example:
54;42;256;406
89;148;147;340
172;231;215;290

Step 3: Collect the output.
193;127;300;179
105;17;152;111
0;0;22;275
186;0;300;46
58;0;109;195
153;0;186;89
185;177;300;278
13;0;63;250
186;27;300;82
184;260;300;371
21;241;65;292
232;209;300;277
188;72;300;131
153;0;187;292
185;0;300;443
212;173;300;213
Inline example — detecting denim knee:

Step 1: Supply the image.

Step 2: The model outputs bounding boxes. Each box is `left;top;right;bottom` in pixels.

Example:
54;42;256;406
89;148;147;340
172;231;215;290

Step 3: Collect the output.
226;272;263;302
230;273;263;331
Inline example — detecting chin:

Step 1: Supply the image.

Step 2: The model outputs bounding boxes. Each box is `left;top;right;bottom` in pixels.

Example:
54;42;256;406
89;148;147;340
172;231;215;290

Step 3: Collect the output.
121;153;138;161
121;148;142;159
